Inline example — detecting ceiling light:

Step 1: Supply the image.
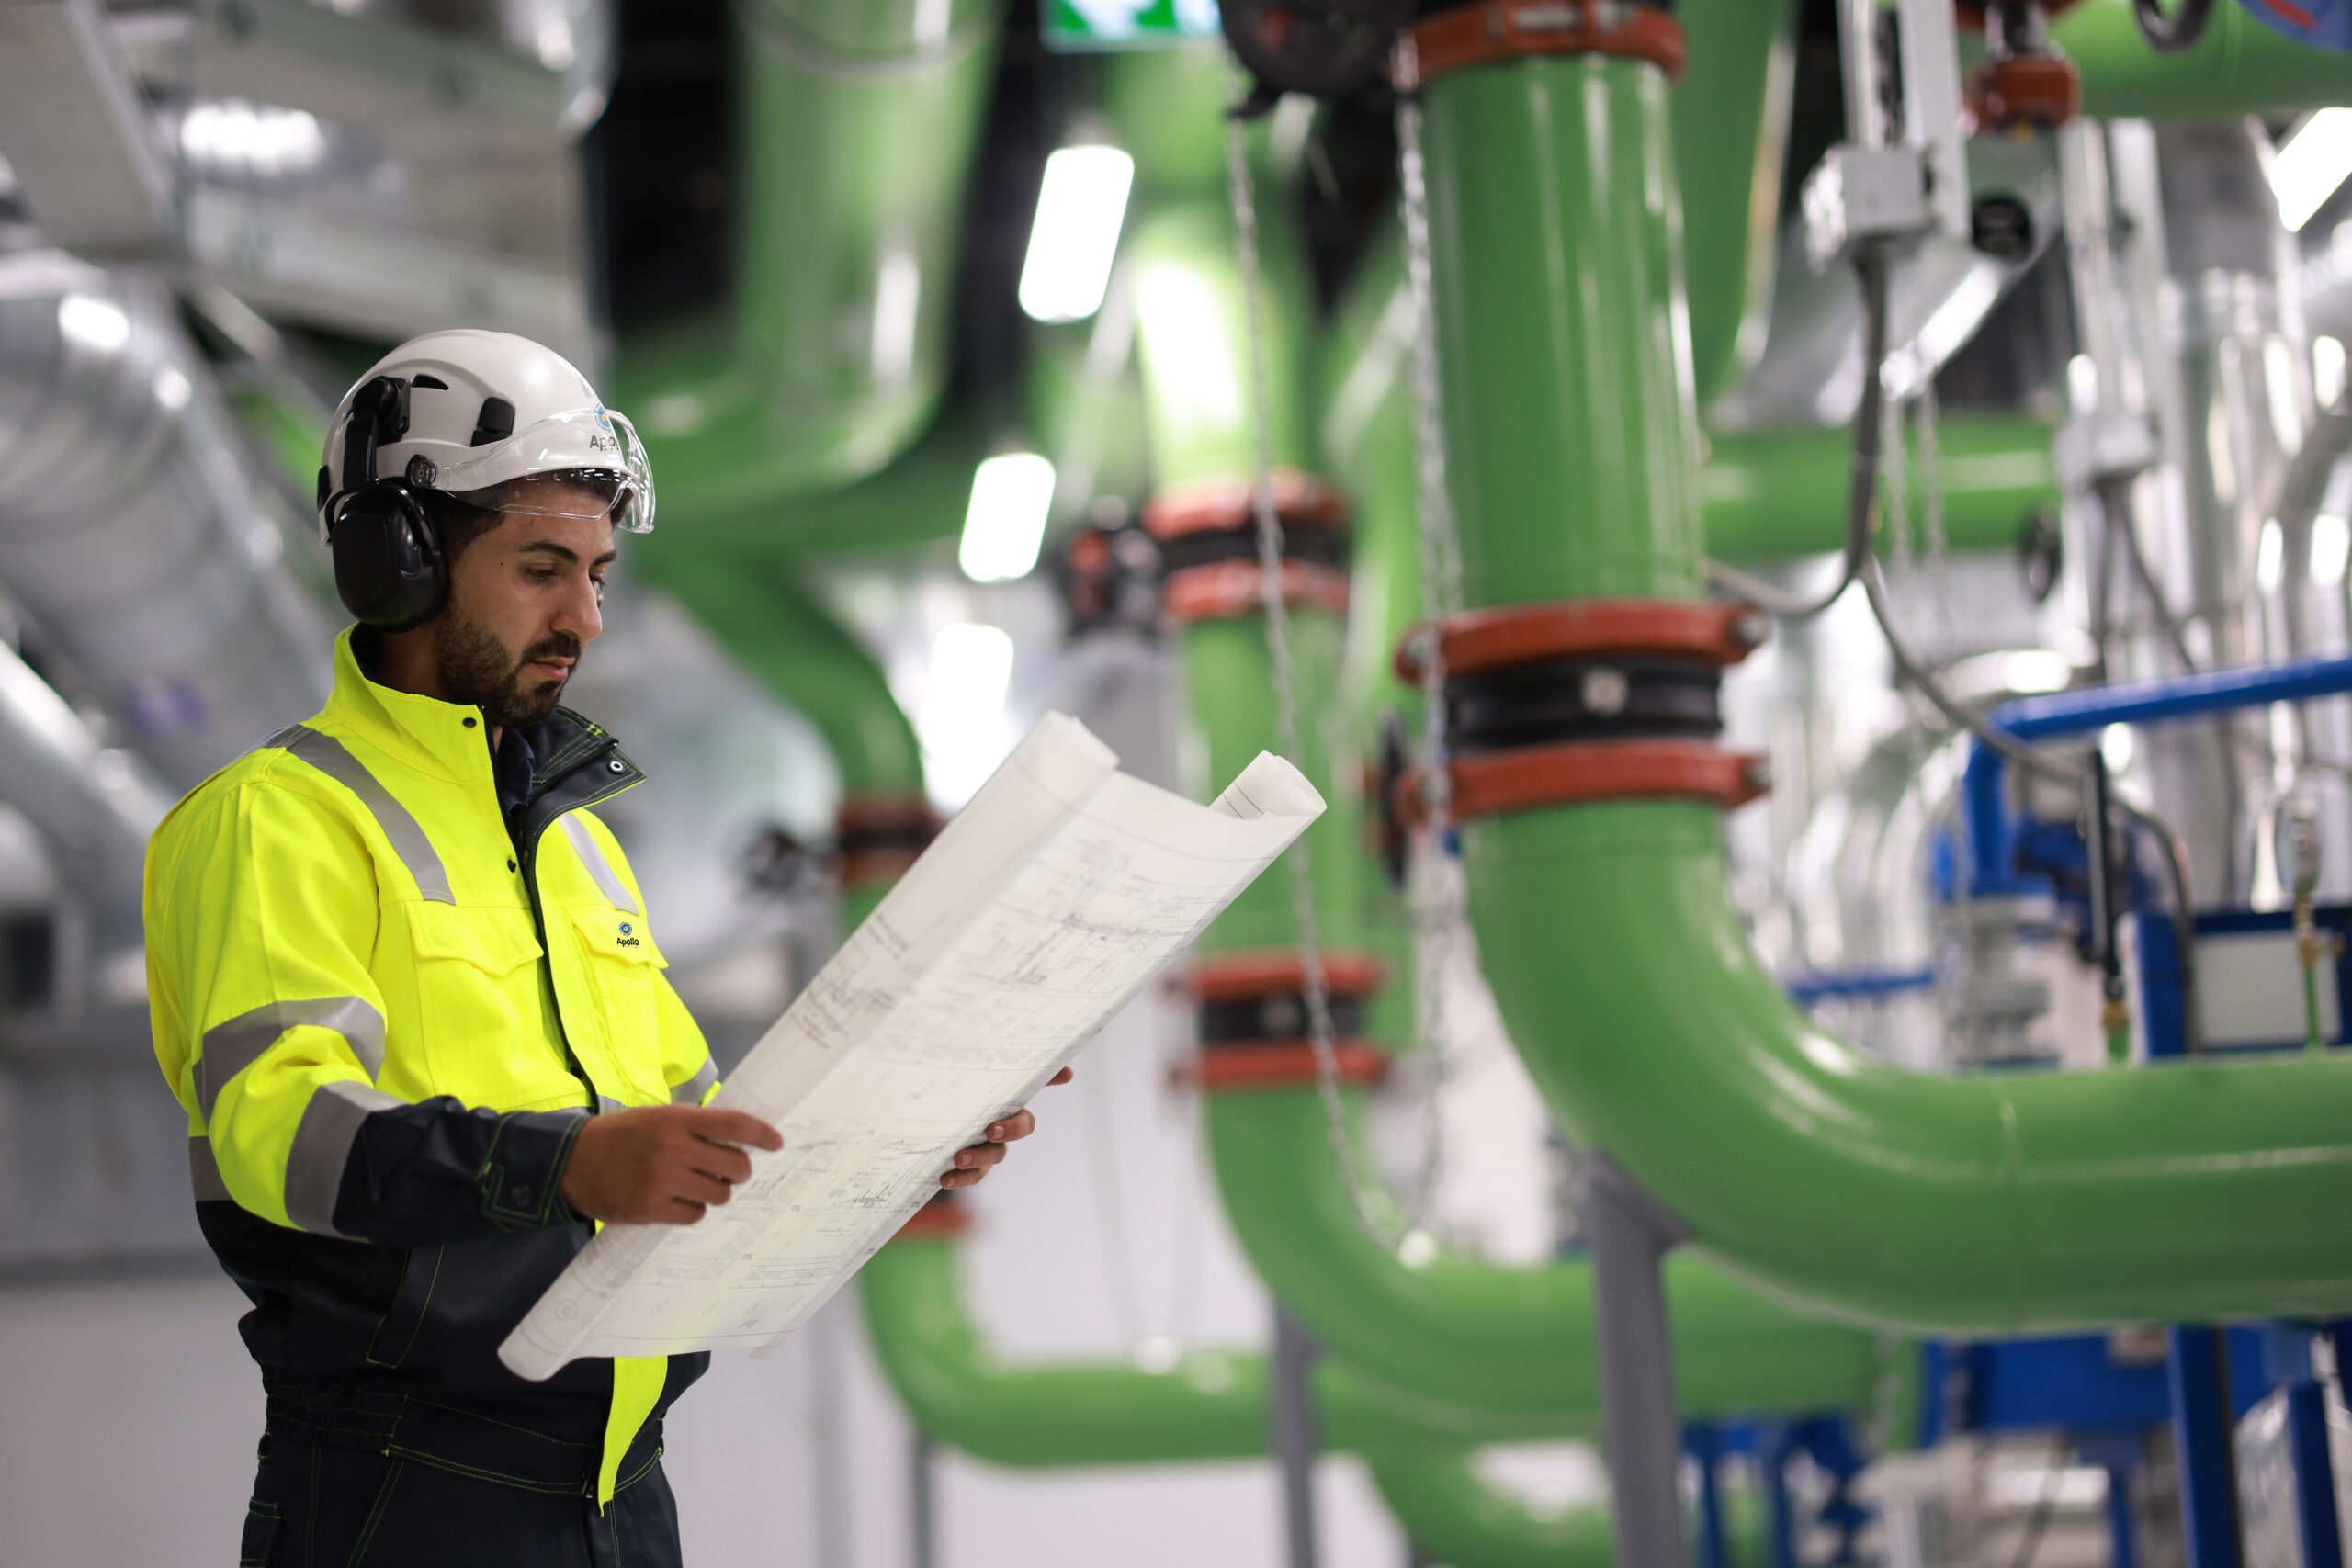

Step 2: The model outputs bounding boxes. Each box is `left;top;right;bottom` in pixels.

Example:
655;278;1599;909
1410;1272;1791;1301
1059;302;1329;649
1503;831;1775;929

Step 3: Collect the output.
917;622;1015;807
57;294;130;354
958;453;1057;582
2272;108;2352;232
1018;145;1136;323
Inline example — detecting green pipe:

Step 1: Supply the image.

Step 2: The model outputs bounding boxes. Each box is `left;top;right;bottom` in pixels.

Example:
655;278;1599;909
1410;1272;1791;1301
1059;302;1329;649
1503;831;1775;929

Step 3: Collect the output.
858;1235;1595;1467
1674;0;1794;409
613;0;999;516
1424;52;2352;1335
1204;1089;1888;1419
1369;1453;1615;1568
1702;418;2056;562
1368;1451;1765;1568
2058;0;2352;118
1137;169;1889;1415
646;553;922;797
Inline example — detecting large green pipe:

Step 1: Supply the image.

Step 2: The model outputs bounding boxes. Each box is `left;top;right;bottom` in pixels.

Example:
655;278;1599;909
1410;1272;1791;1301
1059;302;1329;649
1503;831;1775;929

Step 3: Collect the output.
1422;52;2352;1336
858;1235;1597;1466
614;0;999;516
1132;179;1889;1419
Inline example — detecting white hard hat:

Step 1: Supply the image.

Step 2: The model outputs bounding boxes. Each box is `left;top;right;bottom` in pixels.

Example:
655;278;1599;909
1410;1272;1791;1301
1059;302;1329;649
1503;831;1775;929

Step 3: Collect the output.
316;328;655;538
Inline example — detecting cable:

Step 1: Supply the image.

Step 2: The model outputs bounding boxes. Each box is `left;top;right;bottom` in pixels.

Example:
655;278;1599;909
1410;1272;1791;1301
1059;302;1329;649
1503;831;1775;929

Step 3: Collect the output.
2131;0;2216;53
1706;243;1894;618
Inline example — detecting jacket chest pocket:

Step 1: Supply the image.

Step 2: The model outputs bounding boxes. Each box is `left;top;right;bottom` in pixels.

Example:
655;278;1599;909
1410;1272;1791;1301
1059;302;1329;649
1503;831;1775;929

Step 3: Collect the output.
401;905;552;1100
562;903;667;1096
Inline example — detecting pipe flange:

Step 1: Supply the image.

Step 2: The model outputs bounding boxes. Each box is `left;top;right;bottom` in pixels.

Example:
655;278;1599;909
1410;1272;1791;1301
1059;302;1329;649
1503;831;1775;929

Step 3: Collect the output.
1189;1041;1392;1094
836;791;942;891
1396;737;1770;824
1186;949;1390;1091
1393;0;1686;91
1394;598;1768;684
1966;52;2081;129
1146;471;1353;625
889;1191;971;1243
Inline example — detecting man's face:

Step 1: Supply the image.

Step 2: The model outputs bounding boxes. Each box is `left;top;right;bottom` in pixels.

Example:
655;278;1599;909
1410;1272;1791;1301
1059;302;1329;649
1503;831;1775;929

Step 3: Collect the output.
431;490;616;731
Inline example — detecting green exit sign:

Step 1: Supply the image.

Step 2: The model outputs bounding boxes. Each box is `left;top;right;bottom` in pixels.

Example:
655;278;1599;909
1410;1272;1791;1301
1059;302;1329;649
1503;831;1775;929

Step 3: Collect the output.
1043;0;1220;51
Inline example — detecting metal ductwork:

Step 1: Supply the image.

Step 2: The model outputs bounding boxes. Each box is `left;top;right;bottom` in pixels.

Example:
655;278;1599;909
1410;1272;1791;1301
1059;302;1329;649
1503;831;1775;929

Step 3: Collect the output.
0;249;334;789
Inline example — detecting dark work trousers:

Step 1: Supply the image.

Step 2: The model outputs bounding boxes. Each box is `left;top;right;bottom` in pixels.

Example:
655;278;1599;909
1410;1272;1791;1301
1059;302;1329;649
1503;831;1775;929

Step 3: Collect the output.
237;1434;683;1568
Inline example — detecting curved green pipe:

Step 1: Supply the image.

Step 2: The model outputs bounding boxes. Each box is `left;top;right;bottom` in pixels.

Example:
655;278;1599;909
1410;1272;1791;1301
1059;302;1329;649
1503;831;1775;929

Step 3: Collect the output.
614;0;999;516
858;1235;1596;1467
2059;0;2352;118
1131;176;1890;1419
1369;1453;1616;1568
645;552;922;797
1423;51;2352;1336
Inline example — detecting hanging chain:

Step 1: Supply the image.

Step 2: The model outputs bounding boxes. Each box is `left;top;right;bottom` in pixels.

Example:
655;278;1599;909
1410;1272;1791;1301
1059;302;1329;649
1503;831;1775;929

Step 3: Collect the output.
1394;77;1467;1235
1224;105;1395;1245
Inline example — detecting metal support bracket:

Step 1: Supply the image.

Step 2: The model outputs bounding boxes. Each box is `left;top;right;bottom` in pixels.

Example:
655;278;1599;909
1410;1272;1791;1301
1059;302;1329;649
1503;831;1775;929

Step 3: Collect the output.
1584;1154;1692;1568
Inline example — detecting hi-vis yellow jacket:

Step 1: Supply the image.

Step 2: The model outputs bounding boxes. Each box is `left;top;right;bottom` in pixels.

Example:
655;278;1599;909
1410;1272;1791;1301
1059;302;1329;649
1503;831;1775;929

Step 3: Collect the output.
145;629;720;1506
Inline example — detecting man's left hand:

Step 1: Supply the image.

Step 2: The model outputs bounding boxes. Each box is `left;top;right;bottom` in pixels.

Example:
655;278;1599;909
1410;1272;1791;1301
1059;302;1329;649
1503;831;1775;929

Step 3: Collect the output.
940;1066;1074;1190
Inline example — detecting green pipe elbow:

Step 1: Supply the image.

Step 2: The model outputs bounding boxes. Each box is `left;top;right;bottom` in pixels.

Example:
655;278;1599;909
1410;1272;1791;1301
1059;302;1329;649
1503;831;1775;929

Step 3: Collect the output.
1462;800;2352;1333
1366;1452;1617;1568
1204;1086;1888;1418
613;0;999;516
856;1236;1596;1467
643;553;922;797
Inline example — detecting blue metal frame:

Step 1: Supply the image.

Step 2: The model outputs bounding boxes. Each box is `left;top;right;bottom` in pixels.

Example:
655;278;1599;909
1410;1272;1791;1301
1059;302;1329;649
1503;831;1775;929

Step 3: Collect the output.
2170;1326;2246;1568
2131;906;2352;1058
1962;654;2352;896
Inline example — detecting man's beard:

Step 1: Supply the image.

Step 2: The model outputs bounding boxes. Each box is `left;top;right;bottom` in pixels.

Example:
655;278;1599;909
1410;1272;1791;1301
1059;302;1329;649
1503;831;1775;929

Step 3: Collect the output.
435;611;582;730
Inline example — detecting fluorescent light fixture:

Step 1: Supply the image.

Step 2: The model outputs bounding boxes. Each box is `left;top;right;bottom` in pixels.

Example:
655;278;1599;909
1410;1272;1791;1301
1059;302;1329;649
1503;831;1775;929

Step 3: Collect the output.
2258;517;2286;595
917;622;1016;807
57;294;130;354
179;98;328;179
957;453;1057;582
1018;145;1136;323
2319;335;2348;410
2272;108;2352;231
2317;513;2352;588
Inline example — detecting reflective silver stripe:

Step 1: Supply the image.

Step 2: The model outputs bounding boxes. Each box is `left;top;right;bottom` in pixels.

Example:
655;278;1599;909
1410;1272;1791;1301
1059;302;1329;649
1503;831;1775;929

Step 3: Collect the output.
284;1080;401;1236
598;1094;624;1115
561;814;640;916
673;1058;718;1105
269;725;454;904
188;1135;231;1202
195;997;385;1121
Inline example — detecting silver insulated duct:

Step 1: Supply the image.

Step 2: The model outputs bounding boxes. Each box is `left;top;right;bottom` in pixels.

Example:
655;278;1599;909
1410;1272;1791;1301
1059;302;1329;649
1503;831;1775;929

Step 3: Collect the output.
0;249;334;788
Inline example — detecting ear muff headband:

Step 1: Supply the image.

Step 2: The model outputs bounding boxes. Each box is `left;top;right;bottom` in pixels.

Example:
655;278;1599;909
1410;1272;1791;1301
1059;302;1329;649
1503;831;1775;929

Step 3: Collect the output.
327;377;447;631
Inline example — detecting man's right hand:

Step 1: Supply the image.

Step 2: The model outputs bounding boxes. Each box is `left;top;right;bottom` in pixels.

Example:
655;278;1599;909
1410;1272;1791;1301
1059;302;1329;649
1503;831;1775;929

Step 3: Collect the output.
558;1104;783;1225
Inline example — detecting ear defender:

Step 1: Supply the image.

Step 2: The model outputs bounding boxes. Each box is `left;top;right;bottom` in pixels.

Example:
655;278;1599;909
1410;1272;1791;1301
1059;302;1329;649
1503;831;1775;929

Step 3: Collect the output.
324;376;449;632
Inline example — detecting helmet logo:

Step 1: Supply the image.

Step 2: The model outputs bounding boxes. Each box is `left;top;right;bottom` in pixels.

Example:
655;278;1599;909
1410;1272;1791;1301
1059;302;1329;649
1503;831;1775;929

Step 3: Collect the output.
405;455;437;488
588;407;619;457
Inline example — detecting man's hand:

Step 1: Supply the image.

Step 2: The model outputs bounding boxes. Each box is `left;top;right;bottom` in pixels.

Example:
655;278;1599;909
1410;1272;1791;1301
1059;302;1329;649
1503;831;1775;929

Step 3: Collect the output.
560;1104;783;1225
939;1066;1074;1190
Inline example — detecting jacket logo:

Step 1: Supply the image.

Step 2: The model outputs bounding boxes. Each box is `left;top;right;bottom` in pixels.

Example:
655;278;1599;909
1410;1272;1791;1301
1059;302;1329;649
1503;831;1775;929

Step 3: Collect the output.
616;920;639;948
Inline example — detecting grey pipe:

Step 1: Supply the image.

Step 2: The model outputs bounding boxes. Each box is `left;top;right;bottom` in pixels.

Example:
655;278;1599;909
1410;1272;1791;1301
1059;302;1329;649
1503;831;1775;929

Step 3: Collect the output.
0;636;171;908
0;249;333;790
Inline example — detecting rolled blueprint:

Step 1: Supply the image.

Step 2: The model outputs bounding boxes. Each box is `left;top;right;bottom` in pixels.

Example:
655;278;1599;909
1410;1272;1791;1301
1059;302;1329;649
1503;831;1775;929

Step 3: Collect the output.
502;711;1324;1379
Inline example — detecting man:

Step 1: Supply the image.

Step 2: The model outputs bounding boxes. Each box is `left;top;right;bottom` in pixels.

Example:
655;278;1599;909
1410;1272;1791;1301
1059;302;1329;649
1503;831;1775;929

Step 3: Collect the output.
143;329;1062;1565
